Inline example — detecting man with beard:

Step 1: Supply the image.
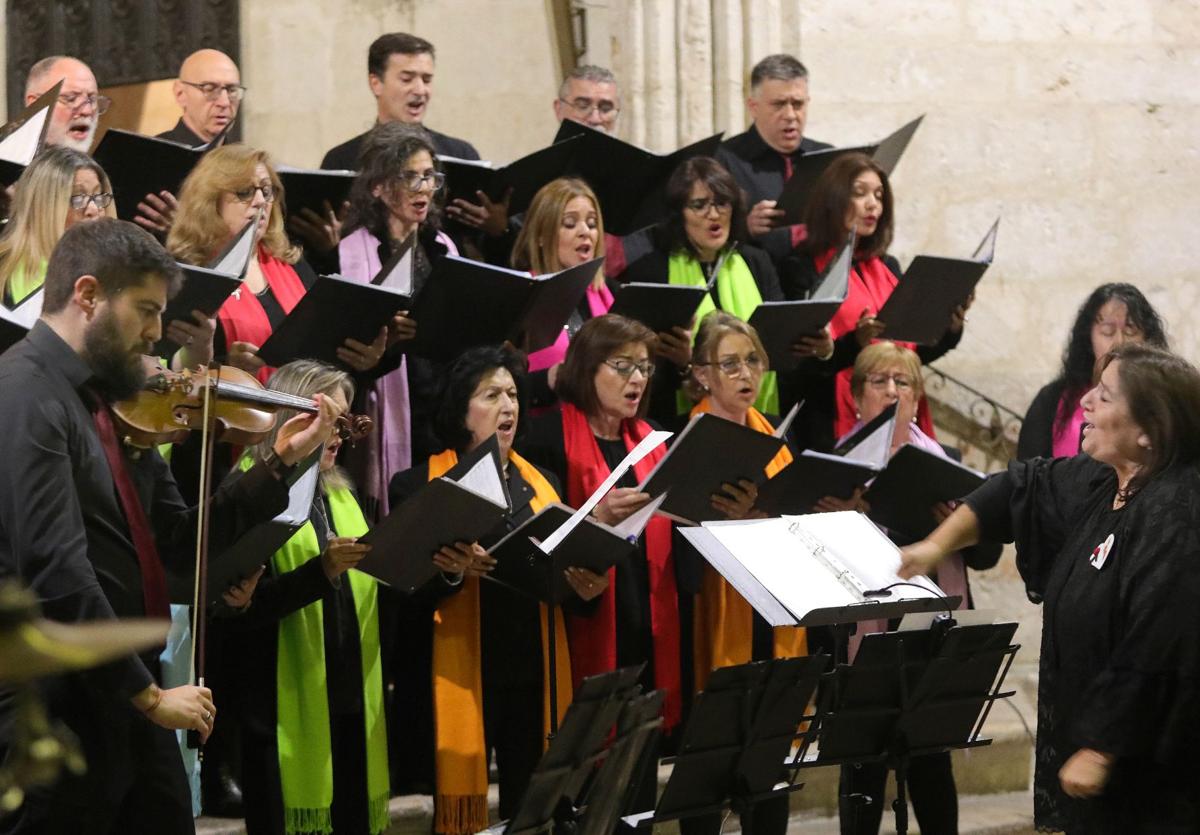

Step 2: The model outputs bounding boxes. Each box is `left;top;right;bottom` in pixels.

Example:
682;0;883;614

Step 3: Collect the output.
0;219;341;834
23;56;106;153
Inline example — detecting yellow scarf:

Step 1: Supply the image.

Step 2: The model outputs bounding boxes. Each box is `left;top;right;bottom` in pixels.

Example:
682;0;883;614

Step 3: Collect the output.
428;448;573;834
689;398;806;690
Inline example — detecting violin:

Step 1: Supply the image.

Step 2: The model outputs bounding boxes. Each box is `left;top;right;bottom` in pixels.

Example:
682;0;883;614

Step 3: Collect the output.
112;365;373;448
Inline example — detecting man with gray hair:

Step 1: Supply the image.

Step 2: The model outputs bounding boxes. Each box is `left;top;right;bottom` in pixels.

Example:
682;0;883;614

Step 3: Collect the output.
23;56;107;152
553;64;620;135
717;54;831;264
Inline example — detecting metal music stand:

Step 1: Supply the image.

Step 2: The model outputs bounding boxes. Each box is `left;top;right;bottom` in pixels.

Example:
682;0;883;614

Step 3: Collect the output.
791;618;1020;835
620;655;829;834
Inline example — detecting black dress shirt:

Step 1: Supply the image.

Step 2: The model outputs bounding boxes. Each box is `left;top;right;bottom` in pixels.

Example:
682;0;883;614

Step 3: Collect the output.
716;125;832;261
0;321;290;699
320;125;480;171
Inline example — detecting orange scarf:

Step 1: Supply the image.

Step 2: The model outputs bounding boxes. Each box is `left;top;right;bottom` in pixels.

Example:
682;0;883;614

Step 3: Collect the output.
689;398;807;690
428;448;572;834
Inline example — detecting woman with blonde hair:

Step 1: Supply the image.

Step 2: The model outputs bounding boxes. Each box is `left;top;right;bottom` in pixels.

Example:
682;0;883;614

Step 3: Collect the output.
0;145;115;304
510;177;613;406
168;144;387;383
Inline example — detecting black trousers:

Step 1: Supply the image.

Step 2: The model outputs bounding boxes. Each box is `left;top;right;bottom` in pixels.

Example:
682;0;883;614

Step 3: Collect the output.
243;710;370;835
838;753;958;835
484;680;544;821
0;693;192;835
677;792;790;835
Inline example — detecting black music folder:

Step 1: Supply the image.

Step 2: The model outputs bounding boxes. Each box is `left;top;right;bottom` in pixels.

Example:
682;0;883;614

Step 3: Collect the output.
276;165;355;220
170;456;321;606
487;503;637;604
754;450;881;516
358;440;509;593
440;135;581;217
748;299;843;373
864;444;986;540
93;129;212;221
255;274;410;368
0;81;59;186
638;413;787;525
607;283;708;335
207;216;259;278
154;264;243;355
0;286;43;354
774;115;924;225
405;255;603;361
553;120;723;235
877;255;990;345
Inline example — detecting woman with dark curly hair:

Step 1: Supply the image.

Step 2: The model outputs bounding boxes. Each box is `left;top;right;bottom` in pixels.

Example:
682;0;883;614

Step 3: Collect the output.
1017;283;1166;460
622;155;785;421
334;122;461;518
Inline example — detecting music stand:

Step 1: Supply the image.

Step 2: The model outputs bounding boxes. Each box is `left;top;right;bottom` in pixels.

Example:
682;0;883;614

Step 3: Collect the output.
480;665;646;835
620;655;829;834
792;618;1019;835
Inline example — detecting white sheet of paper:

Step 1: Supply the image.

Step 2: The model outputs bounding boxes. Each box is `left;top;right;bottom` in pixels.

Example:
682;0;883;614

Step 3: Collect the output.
972;217;1000;264
772;400;802;440
842;413;896;470
537;429;672;554
810;235;854;302
451;452;508;508
279;463;321;524
0;286;43;329
211;216;259;278
0;109;47;166
789;511;941;597
376;240;415;296
612;491;667;540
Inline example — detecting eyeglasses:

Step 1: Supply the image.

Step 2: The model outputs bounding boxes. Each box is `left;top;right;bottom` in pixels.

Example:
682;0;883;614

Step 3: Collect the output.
390;172;446;193
684;197;732;214
46;91;111;115
559;97;620;119
231;183;275;203
181;81;247;103
69;192;114;211
865;373;914;390
698;355;765;377
604;358;655;379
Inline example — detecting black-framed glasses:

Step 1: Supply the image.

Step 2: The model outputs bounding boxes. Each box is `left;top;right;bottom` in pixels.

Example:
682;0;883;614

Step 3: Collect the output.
47;91;111;115
559;97;619;118
697;355;765;377
604;358;654;379
684;197;732;214
181;81;247;103
390;171;446;193
232;183;275;203
69;192;114;211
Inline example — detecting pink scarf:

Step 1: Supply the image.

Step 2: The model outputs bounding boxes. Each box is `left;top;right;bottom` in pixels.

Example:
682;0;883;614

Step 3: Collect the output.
337;226;458;520
1051;392;1085;458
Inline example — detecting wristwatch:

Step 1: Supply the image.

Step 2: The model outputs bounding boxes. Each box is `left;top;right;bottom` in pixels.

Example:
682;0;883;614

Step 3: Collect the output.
261;448;296;481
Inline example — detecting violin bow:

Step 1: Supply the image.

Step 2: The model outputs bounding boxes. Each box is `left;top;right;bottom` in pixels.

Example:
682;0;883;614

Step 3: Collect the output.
186;364;220;753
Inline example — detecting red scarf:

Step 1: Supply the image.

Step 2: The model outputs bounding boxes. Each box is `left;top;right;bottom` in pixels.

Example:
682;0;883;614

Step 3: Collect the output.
216;247;308;384
559;402;682;729
815;248;937;441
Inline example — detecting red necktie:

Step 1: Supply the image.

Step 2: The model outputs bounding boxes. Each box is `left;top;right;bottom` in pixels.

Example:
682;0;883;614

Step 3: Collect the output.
85;388;171;620
781;154;807;250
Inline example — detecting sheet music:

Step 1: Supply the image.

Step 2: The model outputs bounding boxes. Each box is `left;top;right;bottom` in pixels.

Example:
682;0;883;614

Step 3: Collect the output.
0;109;47;166
612;491;667;540
0;286;43;329
374;232;416;295
209;214;259;278
972;217;1000;264
790;511;941;597
279;463;321;524
841;413;895;470
810;234;854;302
538;430;672;554
451;452;508;508
772;400;803;440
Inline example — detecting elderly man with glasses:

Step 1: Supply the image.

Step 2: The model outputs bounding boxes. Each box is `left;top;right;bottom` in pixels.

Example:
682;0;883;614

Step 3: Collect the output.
23;56;108;153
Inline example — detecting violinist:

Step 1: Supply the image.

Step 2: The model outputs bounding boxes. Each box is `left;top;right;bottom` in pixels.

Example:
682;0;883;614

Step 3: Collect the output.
0;219;339;834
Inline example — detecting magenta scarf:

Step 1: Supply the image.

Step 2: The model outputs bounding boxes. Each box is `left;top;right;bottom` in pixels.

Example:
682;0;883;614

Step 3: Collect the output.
337;226;458;520
1051;393;1085;458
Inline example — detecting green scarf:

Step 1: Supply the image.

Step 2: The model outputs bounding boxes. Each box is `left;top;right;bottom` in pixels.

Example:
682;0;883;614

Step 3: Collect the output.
667;248;778;414
8;259;46;305
269;482;390;834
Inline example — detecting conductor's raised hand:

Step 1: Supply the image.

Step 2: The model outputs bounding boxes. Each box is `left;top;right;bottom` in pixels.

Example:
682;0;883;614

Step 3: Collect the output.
321;536;371;580
273;392;341;465
137;683;217;744
747;199;785;237
656;324;693;369
898;540;948;580
593;487;652;526
711;478;759;520
565;567;609;601
854;308;886;347
337;326;388;372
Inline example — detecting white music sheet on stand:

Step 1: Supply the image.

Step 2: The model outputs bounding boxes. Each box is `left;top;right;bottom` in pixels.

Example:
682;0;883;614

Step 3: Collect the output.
696;512;942;626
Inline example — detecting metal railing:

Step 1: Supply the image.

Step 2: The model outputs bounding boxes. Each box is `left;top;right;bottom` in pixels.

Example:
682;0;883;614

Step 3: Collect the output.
923;365;1024;472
